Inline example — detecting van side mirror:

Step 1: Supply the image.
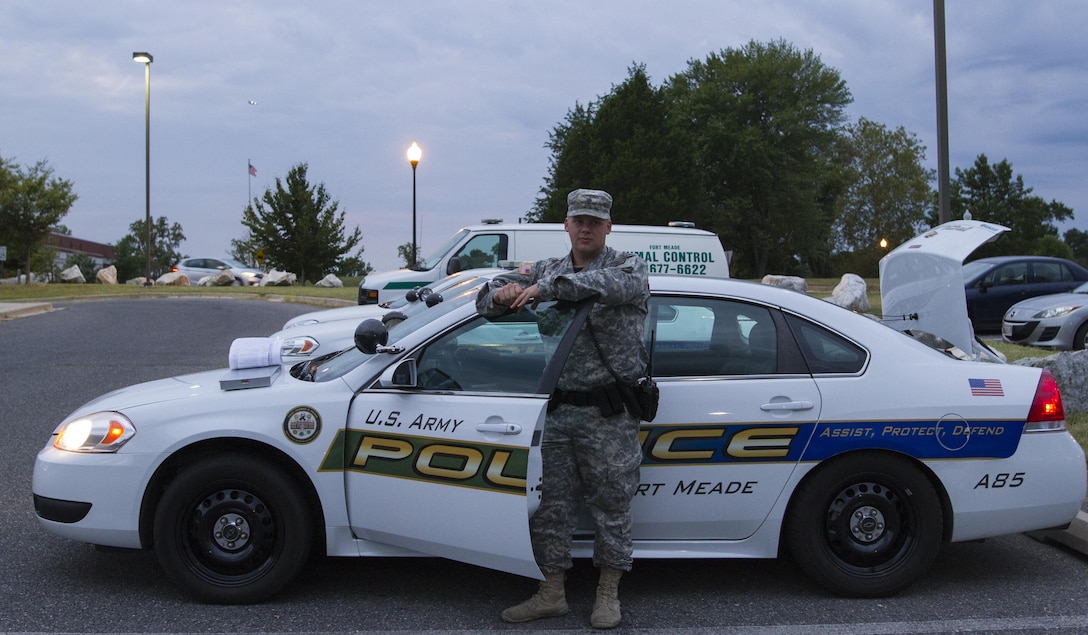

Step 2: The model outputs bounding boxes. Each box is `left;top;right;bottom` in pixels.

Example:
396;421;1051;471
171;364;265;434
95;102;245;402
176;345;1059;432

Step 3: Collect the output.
446;256;462;275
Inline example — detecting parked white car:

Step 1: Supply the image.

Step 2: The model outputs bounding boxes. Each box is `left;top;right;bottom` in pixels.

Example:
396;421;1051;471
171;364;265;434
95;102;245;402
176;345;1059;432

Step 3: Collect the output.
34;220;1085;604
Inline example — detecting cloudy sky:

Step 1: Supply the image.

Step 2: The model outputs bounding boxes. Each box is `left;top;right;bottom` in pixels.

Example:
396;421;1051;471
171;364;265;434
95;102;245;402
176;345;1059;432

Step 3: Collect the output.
2;1;1086;273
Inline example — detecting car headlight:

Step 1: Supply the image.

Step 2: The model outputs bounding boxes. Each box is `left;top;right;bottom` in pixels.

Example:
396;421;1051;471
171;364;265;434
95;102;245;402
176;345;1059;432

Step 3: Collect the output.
281;336;320;357
54;412;135;453
1034;305;1080;319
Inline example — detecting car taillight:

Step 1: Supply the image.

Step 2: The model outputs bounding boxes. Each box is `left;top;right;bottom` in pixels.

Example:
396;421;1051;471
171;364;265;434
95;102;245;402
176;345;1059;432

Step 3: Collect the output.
1025;369;1066;431
171;267;178;272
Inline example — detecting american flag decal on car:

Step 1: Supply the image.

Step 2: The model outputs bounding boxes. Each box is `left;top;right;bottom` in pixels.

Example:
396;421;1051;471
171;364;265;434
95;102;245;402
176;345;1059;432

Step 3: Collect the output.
969;378;1004;397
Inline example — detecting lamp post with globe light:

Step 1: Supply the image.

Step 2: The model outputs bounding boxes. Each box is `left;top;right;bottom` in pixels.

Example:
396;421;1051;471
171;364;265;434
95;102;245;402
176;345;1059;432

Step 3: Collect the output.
407;142;422;267
133;51;153;285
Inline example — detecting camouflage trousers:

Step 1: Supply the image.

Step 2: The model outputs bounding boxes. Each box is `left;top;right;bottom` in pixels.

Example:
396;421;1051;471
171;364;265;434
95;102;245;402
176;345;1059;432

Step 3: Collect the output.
531;403;642;574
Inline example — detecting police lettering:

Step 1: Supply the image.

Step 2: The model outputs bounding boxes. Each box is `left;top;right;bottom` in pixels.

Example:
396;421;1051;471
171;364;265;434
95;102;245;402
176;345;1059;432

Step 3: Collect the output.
641;426;799;463
365;409;401;427
349;432;525;492
408;414;463;433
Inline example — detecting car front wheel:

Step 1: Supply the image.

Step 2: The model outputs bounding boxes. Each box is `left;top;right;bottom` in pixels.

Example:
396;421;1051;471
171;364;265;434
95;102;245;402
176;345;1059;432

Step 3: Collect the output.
153;455;313;604
784;452;942;597
1073;322;1088;351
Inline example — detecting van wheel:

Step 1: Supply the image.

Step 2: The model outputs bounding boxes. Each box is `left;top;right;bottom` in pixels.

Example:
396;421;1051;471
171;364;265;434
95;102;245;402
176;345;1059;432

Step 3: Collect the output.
784;453;942;597
153;455;312;604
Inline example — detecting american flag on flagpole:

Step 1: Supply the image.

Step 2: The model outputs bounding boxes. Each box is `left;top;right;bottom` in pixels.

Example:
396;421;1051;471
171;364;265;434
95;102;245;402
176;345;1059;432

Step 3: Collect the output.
248;162;257;177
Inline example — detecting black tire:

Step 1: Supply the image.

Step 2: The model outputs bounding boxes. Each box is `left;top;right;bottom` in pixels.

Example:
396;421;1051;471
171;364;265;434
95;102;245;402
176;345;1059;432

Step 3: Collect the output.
153;455;313;604
784;452;942;597
1074;322;1088;351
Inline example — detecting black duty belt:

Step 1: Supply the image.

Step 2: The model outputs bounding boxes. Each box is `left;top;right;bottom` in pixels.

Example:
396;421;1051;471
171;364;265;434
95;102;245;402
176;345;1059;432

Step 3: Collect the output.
550;383;629;417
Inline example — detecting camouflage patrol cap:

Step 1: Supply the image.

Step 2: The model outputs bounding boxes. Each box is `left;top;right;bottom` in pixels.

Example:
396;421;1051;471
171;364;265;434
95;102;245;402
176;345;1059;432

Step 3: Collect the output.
566;188;613;220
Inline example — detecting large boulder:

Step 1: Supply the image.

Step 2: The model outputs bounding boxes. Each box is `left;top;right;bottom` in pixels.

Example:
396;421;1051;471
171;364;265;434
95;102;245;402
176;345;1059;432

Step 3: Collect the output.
95;265;118;284
315;274;343;288
59;265;86;283
198;270;235;286
825;273;871;312
261;269;297;286
156;272;191;286
1013;350;1088;414
761;275;808;293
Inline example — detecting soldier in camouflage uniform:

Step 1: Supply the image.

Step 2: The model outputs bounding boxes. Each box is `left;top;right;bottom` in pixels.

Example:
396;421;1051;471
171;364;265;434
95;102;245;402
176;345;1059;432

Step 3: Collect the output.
476;188;649;629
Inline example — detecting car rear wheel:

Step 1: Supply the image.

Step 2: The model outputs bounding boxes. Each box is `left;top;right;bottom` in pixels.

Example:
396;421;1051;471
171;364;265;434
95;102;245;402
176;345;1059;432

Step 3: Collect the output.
784;452;942;597
153;455;312;604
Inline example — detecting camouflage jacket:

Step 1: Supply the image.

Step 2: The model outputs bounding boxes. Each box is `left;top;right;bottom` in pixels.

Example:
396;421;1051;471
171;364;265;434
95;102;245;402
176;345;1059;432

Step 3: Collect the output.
476;245;649;390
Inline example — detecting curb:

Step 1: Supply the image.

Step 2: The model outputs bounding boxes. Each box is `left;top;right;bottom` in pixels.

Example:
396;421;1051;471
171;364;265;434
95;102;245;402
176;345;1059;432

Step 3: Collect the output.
1027;509;1088;556
0;302;53;320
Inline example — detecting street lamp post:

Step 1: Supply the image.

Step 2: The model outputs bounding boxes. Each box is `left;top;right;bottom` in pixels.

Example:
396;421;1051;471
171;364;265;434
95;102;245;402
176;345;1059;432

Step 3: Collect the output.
407;142;422;267
133;52;153;286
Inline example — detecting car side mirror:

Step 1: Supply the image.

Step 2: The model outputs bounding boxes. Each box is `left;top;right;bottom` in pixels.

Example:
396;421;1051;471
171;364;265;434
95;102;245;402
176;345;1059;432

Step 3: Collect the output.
446;256;462;275
375;359;417;388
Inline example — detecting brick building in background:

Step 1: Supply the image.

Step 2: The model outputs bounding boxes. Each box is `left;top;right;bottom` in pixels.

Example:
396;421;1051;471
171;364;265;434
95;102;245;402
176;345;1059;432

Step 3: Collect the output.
46;232;115;270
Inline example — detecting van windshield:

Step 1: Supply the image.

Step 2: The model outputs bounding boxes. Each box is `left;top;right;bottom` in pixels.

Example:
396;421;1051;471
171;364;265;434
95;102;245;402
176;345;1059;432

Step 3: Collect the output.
416;229;470;271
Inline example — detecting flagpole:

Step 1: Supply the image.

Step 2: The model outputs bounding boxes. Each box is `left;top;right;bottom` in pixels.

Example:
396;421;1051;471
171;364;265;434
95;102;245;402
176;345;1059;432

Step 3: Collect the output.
247;158;251;205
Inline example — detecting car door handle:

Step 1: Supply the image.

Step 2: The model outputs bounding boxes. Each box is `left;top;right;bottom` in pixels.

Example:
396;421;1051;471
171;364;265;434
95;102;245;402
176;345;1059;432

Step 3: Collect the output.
760;400;814;412
476;422;522;434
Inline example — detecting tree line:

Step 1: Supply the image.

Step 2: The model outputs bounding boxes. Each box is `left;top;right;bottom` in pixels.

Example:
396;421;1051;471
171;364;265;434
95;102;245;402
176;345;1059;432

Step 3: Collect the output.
530;40;1079;278
1;38;1083;283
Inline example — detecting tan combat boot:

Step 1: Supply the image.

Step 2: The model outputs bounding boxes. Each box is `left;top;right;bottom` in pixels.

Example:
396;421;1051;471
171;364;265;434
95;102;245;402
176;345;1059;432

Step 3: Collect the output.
501;570;569;623
590;567;623;629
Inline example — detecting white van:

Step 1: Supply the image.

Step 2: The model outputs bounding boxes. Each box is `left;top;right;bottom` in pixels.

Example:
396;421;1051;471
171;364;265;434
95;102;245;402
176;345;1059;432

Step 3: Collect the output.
358;220;729;304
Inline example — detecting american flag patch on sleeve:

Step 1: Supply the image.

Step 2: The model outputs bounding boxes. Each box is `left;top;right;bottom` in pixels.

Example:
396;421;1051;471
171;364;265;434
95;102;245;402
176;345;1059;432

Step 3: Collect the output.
969;378;1004;396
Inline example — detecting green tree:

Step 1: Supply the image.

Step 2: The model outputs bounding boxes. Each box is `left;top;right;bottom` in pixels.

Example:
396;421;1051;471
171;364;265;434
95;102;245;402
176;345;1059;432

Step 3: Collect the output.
934;154;1073;258
532;64;700;225
397;242;418;268
228;231;262;267
114;216;185;281
111;234;143;282
0;156;78;283
242;163;366;285
832;118;934;276
1064;228;1088;267
1032;234;1074;260
666;40;852;277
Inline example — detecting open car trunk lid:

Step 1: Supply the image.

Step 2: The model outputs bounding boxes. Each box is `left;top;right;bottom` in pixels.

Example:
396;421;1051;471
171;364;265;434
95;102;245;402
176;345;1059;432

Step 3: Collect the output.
879;220;1010;358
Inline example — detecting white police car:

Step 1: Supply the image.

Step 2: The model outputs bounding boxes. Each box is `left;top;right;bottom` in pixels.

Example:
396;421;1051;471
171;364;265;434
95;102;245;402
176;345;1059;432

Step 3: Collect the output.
32;222;1087;604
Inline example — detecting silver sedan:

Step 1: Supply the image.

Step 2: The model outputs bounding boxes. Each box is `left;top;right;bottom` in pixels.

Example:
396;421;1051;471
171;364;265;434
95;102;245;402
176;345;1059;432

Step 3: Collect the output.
1002;282;1088;349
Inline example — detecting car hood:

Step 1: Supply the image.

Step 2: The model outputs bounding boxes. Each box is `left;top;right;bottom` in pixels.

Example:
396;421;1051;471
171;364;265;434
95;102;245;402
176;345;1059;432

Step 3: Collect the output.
70;370;226;415
1006;291;1088;314
879;220;1010;358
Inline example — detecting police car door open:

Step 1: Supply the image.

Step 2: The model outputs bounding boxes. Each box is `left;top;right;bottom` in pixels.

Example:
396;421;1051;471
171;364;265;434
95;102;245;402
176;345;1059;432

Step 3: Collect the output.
343;299;591;579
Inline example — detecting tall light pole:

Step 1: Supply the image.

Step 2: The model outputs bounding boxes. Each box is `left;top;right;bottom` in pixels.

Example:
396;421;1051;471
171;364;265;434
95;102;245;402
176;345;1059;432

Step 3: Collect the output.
407;142;422;267
133;52;153;285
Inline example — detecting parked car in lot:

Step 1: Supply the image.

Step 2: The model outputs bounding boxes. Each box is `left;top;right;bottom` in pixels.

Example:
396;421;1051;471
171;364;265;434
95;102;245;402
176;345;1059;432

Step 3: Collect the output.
1001;281;1088;349
963;255;1088;332
277;270;500;360
33;221;1085;604
172;257;264;286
